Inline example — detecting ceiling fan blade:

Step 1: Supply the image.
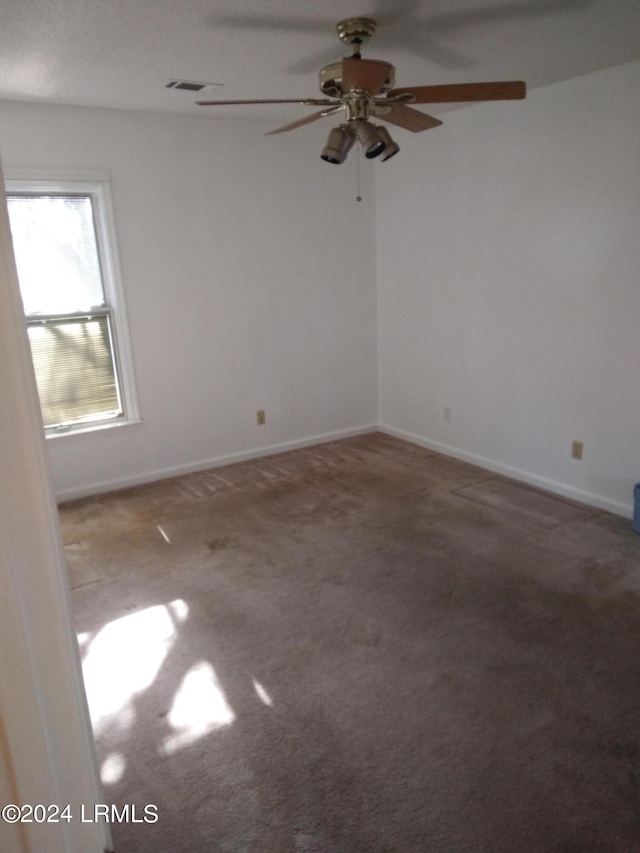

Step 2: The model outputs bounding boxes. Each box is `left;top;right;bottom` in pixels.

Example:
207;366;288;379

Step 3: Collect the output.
375;103;443;133
387;81;526;103
196;98;336;106
264;106;344;136
342;57;394;95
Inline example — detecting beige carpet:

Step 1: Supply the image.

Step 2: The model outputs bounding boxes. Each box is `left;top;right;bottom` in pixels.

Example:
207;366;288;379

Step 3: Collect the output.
61;433;640;853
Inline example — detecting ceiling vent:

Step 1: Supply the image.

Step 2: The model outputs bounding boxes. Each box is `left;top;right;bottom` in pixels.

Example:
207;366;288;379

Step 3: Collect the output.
166;80;223;92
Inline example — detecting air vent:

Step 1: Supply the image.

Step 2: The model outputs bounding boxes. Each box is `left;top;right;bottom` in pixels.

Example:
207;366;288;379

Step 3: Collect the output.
166;80;223;92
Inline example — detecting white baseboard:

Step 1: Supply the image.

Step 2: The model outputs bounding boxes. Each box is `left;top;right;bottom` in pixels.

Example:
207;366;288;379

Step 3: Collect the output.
378;423;634;519
56;423;378;502
57;420;635;519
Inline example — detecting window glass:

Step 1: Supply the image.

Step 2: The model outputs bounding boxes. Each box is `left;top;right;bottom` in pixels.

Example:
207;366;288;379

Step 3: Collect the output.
7;194;105;315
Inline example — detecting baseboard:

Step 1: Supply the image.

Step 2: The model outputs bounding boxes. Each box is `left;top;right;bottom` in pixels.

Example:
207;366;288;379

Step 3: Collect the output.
56;423;379;502
378;423;634;519
57;421;635;519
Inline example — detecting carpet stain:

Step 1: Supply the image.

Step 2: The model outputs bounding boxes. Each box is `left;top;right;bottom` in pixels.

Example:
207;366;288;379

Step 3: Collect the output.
581;559;631;591
207;535;235;552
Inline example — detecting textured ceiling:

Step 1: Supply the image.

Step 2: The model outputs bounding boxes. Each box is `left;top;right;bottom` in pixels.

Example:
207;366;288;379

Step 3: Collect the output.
0;0;639;125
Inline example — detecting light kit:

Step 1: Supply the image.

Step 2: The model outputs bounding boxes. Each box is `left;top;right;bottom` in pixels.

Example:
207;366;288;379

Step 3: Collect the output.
321;120;400;164
375;125;400;161
321;125;356;163
355;120;385;158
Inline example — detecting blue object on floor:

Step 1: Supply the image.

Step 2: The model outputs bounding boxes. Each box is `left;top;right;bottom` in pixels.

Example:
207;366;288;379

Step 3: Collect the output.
634;484;640;535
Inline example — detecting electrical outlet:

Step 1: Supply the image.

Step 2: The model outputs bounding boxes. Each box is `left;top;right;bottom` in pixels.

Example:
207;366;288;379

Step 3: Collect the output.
257;410;266;426
443;407;452;423
571;440;583;460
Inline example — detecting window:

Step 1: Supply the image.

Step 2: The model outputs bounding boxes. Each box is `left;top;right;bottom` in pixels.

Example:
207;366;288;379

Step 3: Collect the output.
5;177;139;436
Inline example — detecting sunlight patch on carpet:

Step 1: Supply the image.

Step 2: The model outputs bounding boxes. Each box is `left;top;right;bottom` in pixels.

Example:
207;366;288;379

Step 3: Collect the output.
101;752;126;785
252;678;274;707
168;598;189;621
161;661;235;755
77;631;92;648
81;600;188;734
157;524;172;544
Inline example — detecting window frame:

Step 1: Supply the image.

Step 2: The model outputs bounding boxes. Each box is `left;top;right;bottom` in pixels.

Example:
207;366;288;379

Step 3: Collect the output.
5;174;140;438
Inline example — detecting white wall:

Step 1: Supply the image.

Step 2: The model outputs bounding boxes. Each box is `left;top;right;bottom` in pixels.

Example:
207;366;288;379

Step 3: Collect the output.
0;102;378;498
377;60;640;517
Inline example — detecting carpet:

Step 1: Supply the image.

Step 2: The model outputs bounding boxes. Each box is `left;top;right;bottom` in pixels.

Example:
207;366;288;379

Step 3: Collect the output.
61;433;640;852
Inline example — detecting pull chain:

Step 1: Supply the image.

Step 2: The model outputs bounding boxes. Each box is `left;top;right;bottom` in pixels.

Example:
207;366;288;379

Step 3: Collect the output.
356;144;362;202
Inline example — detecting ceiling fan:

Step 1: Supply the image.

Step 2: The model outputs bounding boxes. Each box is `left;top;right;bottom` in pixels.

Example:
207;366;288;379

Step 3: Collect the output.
197;17;526;164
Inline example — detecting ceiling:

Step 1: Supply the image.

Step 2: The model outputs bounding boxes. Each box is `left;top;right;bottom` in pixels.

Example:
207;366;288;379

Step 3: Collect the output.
1;0;639;126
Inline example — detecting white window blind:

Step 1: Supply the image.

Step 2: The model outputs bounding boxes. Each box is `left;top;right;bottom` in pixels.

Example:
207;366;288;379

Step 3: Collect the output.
26;315;121;429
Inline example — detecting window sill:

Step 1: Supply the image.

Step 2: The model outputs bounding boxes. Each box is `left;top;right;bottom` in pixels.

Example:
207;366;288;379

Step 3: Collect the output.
44;418;142;441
